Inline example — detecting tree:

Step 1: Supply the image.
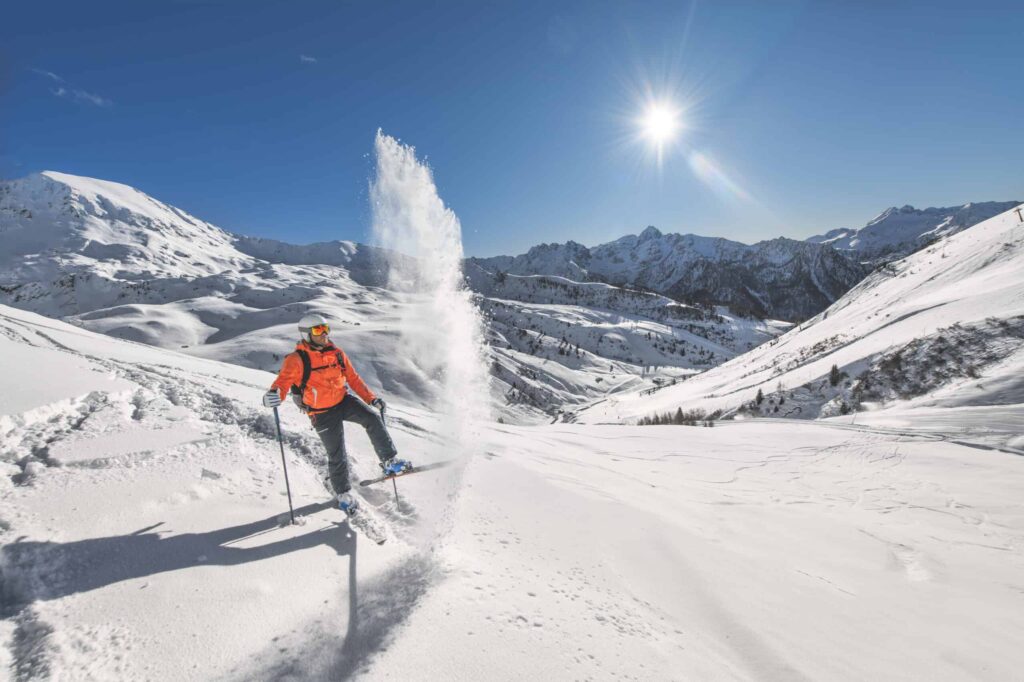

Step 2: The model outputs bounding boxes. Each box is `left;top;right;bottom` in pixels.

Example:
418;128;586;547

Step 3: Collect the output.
756;388;764;405
829;364;842;387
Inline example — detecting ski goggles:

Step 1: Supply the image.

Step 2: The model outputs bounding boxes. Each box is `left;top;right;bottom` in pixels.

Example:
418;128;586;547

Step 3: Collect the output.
309;324;330;336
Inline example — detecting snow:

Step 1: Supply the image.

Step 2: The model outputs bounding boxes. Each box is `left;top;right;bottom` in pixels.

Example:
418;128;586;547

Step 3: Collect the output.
0;305;449;678
2;305;1022;679
0;171;250;283
807;201;1020;263
2;169;1023;679
579;203;1024;435
469;229;868;322
0;341;132;418
1;170;794;424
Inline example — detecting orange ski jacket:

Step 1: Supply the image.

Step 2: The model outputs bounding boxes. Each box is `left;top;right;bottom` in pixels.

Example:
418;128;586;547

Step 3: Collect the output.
270;341;376;414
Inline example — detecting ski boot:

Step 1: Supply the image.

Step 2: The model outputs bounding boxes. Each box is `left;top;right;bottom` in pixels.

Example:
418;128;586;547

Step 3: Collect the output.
337;491;359;515
337;491;386;544
380;457;412;476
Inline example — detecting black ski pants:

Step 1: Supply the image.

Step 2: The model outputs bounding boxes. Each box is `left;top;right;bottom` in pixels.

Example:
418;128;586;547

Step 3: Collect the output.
311;393;398;495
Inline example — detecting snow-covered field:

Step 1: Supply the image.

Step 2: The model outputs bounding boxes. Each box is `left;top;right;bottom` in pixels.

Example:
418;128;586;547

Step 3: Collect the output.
3;304;1023;680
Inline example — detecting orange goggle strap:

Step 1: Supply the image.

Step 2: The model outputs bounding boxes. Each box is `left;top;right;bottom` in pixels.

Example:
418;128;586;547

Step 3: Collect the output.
310;324;330;335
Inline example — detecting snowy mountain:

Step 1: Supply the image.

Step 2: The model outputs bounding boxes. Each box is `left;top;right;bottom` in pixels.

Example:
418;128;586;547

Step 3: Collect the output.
473;271;790;422
579;202;1024;441
3;171;1017;430
2;303;1023;680
2;172;1023;680
0;171;399;310
0;172;445;406
469;226;868;322
807;201;1020;264
0;171;790;424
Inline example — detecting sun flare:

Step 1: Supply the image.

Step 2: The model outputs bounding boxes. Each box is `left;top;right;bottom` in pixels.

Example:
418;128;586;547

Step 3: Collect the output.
640;103;681;144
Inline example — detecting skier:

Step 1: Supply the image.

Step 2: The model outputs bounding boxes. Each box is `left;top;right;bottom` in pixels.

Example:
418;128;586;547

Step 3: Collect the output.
262;313;410;515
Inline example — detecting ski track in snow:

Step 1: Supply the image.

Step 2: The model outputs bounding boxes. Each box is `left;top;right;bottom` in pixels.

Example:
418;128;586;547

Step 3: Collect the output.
0;309;455;680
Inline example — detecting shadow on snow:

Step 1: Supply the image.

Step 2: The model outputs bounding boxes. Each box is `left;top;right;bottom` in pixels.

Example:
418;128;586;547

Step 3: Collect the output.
0;501;438;680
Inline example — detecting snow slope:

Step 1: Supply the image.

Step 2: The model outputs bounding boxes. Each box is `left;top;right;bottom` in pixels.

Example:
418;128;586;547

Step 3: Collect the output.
474;271;790;421
0;172;415;400
578;203;1024;439
0;304;458;679
807;201;1020;264
0;171;792;424
0;171;398;289
2;304;1023;680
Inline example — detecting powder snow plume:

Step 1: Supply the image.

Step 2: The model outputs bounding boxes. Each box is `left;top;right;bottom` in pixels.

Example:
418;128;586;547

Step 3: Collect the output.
370;130;491;450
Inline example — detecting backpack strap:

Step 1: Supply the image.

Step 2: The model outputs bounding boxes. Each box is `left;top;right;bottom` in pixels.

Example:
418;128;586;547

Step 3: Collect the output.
290;349;312;398
290;349;346;407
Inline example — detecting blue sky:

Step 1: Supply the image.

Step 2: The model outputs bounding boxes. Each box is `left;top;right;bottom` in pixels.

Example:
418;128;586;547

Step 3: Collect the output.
2;0;1020;257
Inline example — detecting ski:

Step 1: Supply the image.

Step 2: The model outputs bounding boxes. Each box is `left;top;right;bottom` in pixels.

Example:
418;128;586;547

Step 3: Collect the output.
359;460;455;487
344;505;387;545
270;500;386;545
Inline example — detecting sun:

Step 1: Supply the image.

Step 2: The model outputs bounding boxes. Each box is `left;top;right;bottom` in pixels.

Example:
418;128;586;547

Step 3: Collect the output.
640;103;681;144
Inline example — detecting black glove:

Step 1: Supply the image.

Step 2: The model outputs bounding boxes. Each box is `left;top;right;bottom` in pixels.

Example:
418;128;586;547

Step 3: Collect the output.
262;390;282;408
371;397;387;419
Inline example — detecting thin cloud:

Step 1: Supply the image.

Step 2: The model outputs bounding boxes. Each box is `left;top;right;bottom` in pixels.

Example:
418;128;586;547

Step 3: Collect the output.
32;68;112;107
300;54;318;64
31;68;64;83
71;89;113;107
52;86;113;107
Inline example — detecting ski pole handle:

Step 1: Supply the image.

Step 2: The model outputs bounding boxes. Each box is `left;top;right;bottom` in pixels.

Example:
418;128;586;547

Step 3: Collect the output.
372;398;387;423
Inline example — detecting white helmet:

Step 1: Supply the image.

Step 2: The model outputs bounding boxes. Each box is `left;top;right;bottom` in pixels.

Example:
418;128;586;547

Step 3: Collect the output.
298;313;329;342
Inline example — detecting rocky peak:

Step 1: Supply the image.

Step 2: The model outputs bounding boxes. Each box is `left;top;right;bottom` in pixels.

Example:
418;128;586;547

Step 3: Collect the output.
638;225;663;241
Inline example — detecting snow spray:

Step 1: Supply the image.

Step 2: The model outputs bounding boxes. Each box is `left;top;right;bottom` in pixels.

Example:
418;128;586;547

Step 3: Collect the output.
370;130;491;449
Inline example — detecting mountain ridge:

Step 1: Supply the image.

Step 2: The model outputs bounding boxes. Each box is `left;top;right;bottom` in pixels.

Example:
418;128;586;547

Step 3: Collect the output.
0;170;788;423
469;228;868;321
806;201;1020;263
3;170;1016;424
576;201;1024;427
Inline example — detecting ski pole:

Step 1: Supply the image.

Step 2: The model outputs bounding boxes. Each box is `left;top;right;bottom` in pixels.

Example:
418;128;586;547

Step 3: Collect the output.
272;406;296;525
378;403;400;505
